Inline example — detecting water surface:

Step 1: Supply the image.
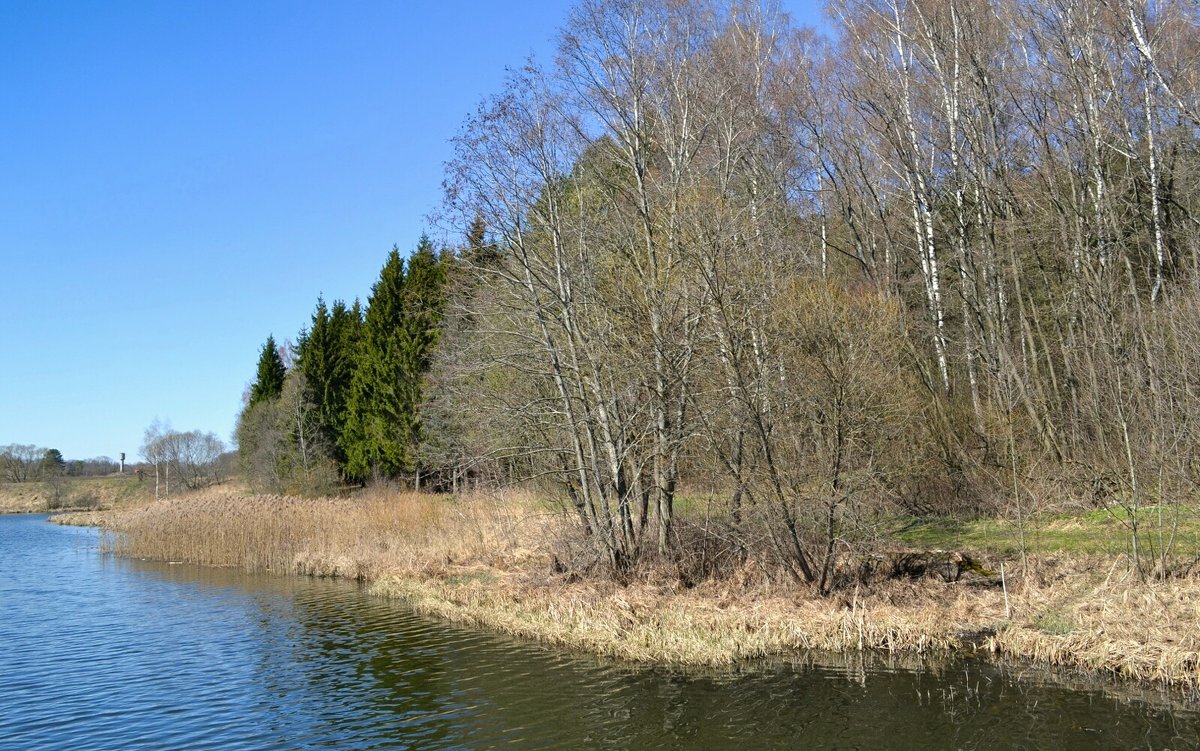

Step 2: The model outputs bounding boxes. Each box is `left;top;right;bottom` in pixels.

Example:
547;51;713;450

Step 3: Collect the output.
1;514;1196;749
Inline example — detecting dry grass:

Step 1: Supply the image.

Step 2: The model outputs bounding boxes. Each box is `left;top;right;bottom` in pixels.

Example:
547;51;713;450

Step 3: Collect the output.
379;560;1200;693
374;572;973;664
100;485;557;579
78;486;1200;695
1;475;151;513
990;561;1200;692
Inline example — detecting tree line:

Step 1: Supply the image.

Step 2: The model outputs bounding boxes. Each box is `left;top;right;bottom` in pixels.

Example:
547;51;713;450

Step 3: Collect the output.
237;236;449;494
240;0;1200;588
1;445;66;482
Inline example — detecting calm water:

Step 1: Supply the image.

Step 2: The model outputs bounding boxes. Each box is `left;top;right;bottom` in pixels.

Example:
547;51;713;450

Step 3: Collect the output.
1;514;1197;750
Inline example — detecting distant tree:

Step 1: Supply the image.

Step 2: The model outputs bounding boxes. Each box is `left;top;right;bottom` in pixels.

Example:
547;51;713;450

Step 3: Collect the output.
141;422;225;494
64;456;119;477
84;456;118;476
0;444;45;483
248;335;287;408
166;430;226;489
140;421;171;497
40;448;65;476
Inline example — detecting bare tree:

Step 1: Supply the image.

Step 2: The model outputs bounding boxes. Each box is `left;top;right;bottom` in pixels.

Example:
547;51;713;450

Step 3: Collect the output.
0;444;47;483
433;0;1200;588
141;422;226;494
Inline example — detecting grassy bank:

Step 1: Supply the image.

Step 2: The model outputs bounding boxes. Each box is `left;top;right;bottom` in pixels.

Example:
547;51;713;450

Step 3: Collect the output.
60;488;1200;696
896;507;1200;558
0;475;150;514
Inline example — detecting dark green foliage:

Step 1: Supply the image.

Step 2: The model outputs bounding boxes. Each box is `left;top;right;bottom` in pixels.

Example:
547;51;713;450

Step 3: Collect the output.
249;335;287;408
295;297;362;466
40;448;65;475
343;237;448;482
344;247;409;480
400;236;449;373
234;237;448;487
397;236;449;476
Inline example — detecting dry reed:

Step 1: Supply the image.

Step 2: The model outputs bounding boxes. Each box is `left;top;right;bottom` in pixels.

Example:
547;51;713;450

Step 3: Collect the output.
100;486;555;579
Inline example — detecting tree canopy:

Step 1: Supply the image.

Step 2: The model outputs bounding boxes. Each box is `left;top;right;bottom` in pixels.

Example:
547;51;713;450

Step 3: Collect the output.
248;335;287;409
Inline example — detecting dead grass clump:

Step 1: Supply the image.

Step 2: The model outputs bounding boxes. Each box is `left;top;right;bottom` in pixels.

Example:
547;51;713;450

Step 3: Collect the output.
988;562;1200;693
372;551;1200;692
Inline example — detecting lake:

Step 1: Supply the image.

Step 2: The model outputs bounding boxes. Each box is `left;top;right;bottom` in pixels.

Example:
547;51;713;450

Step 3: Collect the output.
1;514;1196;750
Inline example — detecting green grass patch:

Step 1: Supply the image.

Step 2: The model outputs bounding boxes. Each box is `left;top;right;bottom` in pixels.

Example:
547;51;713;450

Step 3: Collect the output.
673;493;726;519
445;571;497;587
1033;608;1076;636
893;505;1200;557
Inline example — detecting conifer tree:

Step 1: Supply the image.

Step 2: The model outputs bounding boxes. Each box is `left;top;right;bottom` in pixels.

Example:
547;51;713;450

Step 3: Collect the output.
464;213;501;268
343;247;410;481
343;238;448;483
248;335;286;408
397;235;448;481
296;297;362;467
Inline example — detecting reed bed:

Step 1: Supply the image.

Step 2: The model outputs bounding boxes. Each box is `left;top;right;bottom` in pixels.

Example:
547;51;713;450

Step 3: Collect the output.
102;486;557;579
372;574;975;664
82;487;1200;695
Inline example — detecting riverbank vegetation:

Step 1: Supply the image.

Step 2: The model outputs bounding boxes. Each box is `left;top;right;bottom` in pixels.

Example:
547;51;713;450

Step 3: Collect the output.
1;426;230;512
69;487;1200;693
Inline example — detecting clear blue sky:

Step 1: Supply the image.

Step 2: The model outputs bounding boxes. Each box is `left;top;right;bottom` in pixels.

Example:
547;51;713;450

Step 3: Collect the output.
0;1;826;461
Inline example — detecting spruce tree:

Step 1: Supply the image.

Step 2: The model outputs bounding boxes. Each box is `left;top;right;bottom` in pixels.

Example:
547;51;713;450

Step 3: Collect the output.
249;335;287;408
342;238;448;483
397;235;448;480
296;297;361;468
343;247;410;481
41;448;66;476
464;213;501;268
401;235;448;365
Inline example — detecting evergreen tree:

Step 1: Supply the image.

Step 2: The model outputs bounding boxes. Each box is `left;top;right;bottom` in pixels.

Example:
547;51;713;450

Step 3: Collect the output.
295;296;362;468
343;238;448;483
343;247;410;481
397;235;448;481
249;335;287;408
401;236;448;363
40;448;65;476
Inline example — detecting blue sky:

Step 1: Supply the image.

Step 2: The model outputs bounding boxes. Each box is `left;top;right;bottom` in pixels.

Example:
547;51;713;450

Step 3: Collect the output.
0;1;826;461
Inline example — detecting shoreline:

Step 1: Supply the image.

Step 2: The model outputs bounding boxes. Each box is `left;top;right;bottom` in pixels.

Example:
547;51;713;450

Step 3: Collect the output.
50;488;1200;700
366;562;1199;696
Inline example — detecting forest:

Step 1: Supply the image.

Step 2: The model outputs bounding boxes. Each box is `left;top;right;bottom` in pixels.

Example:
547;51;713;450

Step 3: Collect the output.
239;0;1200;592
